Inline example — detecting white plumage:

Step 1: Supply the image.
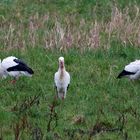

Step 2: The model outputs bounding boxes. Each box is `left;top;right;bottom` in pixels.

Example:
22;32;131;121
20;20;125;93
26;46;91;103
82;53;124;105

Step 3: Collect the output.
0;59;7;79
0;56;34;82
54;57;70;100
117;60;140;80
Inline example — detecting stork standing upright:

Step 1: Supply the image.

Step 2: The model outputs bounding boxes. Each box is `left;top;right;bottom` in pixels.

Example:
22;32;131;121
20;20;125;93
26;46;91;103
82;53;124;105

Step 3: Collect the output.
54;57;70;100
117;59;140;80
0;56;34;83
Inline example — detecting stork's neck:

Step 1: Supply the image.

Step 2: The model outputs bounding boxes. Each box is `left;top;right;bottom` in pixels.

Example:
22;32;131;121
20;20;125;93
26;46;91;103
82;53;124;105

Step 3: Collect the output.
59;67;65;80
59;61;65;71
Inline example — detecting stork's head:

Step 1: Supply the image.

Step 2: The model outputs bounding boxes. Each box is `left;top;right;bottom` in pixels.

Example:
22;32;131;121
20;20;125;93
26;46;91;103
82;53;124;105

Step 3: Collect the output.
59;57;65;69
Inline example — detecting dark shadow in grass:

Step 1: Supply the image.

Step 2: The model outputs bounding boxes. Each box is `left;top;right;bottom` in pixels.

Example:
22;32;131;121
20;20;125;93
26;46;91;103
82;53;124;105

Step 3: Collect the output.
64;113;128;140
47;97;60;132
31;123;43;140
10;94;40;140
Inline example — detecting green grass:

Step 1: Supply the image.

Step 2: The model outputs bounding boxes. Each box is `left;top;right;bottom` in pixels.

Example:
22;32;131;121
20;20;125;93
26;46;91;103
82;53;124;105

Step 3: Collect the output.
1;44;140;139
1;0;140;139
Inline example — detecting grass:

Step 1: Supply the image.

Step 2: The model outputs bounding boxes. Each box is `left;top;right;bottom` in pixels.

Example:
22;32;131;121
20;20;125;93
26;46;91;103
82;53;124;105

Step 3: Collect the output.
1;0;140;139
1;44;140;139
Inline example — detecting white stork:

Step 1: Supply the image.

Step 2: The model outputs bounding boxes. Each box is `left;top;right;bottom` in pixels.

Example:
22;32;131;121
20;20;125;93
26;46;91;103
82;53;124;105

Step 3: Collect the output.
54;57;70;100
117;60;140;80
0;56;34;83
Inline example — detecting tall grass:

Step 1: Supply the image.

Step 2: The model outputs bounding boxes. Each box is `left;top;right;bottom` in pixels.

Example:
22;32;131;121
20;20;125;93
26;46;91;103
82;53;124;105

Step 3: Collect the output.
0;1;140;51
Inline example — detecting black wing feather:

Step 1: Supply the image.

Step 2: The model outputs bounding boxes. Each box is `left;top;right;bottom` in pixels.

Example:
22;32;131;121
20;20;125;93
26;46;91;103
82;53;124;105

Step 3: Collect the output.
67;84;70;91
7;59;34;74
14;59;28;66
117;70;135;79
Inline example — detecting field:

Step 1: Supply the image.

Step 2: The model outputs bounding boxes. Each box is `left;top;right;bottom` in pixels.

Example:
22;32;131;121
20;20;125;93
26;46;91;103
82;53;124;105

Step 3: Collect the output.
1;0;140;140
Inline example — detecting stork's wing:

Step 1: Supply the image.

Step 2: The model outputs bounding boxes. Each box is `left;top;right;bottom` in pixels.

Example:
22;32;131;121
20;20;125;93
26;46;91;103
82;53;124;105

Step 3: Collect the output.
125;64;140;73
117;70;135;78
67;84;70;91
7;59;34;74
14;59;28;67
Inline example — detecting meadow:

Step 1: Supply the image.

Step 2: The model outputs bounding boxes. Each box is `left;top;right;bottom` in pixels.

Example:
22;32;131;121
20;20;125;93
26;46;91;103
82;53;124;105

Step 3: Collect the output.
1;0;140;140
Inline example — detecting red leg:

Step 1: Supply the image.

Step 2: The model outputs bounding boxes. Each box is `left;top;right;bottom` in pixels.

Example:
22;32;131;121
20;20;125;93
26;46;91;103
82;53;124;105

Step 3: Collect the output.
62;95;64;100
54;94;58;100
10;79;17;84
